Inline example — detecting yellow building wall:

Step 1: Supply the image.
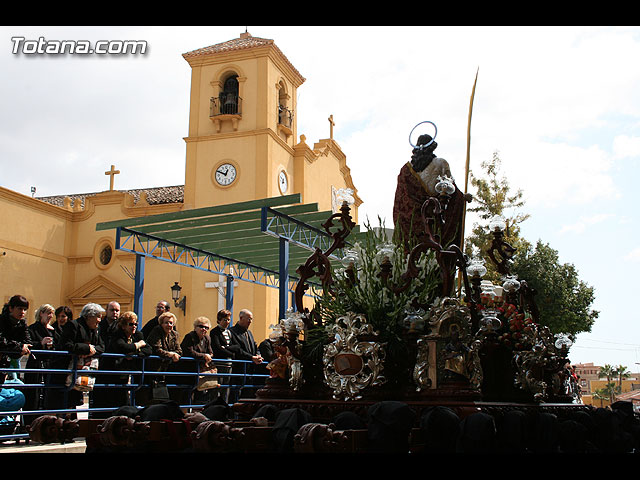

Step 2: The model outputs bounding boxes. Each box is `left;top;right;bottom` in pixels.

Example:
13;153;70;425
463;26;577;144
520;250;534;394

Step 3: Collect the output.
2;33;360;348
581;378;639;408
0;187;69;315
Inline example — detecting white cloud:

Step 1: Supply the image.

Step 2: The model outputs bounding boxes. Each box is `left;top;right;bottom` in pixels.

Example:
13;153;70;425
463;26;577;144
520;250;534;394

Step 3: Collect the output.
613;135;640;159
559;213;614;235
624;247;640;262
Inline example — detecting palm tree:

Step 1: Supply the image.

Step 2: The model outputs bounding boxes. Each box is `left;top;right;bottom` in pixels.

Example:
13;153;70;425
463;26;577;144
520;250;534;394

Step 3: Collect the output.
613;365;631;391
598;364;617;403
592;388;609;408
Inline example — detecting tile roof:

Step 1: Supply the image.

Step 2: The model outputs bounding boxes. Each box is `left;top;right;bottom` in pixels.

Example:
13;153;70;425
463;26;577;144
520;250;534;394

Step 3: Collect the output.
182;31;305;84
36;185;184;208
616;389;640;402
182;32;275;57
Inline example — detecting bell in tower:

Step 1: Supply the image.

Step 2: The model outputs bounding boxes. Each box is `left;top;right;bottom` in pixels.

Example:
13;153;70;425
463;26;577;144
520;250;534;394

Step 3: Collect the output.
221;75;239;115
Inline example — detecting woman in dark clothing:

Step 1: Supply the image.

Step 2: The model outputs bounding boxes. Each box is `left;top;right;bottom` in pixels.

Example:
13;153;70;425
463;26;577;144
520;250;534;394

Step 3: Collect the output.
105;311;151;409
181;316;216;405
51;306;72;338
49;303;105;412
210;309;237;403
0;295;32;386
41;305;71;413
147;312;182;404
23;304;58;424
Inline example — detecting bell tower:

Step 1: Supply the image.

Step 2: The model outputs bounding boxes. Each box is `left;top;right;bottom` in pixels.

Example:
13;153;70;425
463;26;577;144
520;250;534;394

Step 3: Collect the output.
182;31;306;209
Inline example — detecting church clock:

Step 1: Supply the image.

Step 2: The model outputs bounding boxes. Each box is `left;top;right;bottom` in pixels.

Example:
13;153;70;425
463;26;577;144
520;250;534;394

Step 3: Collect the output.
214;162;237;187
278;169;288;195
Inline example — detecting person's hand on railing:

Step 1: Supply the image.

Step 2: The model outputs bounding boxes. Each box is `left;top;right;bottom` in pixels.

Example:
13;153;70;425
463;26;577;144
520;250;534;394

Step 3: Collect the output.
251;354;263;365
20;343;32;356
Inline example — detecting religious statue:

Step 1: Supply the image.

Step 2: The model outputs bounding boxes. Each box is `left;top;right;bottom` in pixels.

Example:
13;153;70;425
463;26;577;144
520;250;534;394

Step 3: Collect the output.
442;326;471;382
392;132;469;253
266;337;291;380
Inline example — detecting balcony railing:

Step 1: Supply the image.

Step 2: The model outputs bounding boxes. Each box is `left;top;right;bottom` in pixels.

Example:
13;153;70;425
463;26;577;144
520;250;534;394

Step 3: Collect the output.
210;94;242;116
0;348;267;444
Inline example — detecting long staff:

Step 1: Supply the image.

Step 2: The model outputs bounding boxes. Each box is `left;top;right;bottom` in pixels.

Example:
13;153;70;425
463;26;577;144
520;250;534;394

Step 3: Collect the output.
458;67;479;293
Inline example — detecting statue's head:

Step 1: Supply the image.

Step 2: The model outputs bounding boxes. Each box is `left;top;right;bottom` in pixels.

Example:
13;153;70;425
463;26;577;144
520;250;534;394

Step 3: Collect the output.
411;134;438;172
417;134;437;150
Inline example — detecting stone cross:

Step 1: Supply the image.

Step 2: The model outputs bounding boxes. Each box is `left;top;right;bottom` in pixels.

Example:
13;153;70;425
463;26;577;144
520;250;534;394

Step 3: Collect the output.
328;114;335;140
105;164;120;191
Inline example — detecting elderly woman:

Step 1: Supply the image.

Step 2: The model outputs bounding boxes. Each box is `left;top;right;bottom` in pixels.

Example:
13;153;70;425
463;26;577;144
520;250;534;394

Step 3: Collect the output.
146;312;182;403
181;316;215;404
181;316;214;367
23;304;58;424
49;303;105;411
102;311;152;410
147;312;182;364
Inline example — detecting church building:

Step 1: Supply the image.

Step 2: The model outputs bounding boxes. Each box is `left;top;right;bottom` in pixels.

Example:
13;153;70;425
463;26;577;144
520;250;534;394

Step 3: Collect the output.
0;31;361;341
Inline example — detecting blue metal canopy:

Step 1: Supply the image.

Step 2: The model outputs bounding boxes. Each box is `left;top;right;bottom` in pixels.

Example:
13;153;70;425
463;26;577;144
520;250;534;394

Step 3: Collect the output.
96;193;362;320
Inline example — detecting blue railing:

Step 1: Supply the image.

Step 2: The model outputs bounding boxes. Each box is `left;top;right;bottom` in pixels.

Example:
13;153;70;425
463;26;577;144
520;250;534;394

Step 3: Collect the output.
0;349;268;443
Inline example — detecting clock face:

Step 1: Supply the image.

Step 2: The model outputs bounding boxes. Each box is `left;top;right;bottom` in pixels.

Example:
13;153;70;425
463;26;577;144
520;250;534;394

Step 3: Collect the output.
214;163;237;186
278;170;288;194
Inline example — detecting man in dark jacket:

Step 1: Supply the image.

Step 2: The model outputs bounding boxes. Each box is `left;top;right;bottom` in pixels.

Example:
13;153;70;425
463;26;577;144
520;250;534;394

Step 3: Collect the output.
141;301;170;339
228;309;263;400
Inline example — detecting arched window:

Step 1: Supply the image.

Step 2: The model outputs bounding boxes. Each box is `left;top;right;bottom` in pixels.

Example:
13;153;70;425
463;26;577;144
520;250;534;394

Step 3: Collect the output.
277;80;292;128
220;74;239;114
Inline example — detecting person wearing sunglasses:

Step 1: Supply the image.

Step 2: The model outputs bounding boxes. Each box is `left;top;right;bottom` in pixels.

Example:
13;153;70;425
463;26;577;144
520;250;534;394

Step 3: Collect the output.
101;311;152;411
181;317;216;404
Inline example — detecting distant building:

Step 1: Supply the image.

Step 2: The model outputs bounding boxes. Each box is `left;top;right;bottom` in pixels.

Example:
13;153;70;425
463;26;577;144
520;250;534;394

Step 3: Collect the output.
573;362;640;408
573;362;602;395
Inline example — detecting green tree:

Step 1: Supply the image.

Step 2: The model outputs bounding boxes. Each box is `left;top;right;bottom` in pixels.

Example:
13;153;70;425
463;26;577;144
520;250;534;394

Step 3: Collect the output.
464;151;598;336
464;151;530;283
511;240;598;336
592;387;613;407
613;364;631;390
598;364;620;403
599;364;615;383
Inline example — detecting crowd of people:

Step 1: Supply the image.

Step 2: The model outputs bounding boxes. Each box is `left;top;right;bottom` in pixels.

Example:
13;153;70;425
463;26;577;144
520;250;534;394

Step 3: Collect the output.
0;294;271;426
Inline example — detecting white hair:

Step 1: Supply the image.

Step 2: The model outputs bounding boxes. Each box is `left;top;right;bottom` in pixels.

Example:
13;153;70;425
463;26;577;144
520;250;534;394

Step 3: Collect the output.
80;303;106;319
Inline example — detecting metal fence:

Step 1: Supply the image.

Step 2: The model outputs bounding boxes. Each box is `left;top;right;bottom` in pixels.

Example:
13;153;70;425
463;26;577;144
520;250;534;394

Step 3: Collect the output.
210;94;242;116
0;349;268;444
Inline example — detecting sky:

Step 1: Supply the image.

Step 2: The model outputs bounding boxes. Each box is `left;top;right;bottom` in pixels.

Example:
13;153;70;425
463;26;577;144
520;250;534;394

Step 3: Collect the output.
2;25;640;372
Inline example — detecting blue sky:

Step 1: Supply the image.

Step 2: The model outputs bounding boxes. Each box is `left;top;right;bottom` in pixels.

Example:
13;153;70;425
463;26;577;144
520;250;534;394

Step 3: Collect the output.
2;26;639;371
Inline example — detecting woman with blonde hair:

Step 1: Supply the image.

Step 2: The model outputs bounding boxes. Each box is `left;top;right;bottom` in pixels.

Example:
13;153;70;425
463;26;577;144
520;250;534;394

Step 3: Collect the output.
23;304;57;424
181;316;216;404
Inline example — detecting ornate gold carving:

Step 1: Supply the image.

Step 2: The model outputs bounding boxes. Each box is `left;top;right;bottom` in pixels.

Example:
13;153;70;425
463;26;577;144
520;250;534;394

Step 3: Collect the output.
323;313;386;401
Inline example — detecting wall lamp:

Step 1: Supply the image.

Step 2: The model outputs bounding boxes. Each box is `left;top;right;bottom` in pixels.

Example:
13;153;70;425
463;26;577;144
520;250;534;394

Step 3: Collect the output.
171;281;187;315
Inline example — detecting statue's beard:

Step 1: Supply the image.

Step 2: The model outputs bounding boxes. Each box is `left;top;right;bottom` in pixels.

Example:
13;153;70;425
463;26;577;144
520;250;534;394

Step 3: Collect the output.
411;152;434;172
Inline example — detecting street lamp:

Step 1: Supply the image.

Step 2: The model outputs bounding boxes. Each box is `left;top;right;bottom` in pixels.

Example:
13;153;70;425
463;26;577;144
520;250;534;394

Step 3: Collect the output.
171;281;186;315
